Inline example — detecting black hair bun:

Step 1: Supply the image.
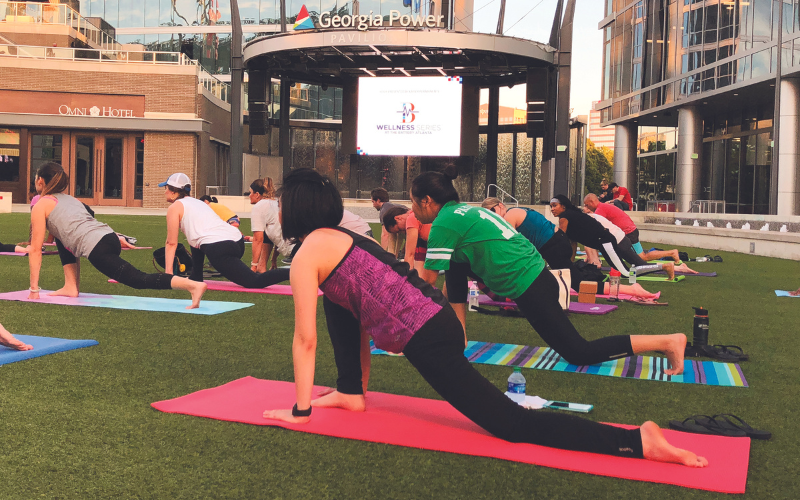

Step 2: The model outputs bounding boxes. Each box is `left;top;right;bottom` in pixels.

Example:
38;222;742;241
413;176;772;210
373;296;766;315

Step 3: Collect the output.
442;165;458;181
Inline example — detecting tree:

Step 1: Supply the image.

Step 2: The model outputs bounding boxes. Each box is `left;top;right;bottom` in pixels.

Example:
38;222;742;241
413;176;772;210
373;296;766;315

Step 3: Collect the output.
584;140;614;196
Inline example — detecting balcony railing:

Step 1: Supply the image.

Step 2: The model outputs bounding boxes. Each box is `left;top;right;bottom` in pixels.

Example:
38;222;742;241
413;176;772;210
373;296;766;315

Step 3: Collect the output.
0;1;120;51
0;43;231;103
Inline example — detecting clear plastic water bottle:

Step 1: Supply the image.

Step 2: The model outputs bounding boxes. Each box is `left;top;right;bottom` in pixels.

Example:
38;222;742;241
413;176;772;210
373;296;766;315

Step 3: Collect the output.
628;265;637;285
507;367;526;403
695;256;708;262
608;269;621;301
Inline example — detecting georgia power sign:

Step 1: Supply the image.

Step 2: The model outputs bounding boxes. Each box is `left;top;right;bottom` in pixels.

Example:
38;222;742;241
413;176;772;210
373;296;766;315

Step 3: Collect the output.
293;4;445;32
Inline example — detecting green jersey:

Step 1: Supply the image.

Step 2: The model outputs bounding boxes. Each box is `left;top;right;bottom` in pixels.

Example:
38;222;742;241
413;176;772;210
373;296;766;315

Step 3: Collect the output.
424;201;546;299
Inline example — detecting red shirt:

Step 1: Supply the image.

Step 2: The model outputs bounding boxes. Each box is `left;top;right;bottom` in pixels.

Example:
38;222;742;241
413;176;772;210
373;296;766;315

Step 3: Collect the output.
594;203;637;235
615;187;633;210
406;211;431;240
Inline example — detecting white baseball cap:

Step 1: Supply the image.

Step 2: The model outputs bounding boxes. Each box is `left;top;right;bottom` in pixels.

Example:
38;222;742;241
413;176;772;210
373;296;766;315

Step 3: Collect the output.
158;173;192;193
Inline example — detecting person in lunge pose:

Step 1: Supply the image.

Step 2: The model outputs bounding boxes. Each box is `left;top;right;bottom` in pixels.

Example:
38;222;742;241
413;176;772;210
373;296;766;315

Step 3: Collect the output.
162;173;290;288
27;163;206;308
413;169;685;367
583;193;696;273
261;168;707;469
550;195;675;280
480;198;659;299
382;205;432;275
249;177;295;271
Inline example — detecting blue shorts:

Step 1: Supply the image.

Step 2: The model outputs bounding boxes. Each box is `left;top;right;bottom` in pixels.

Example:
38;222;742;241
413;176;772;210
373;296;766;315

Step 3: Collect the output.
227;216;240;225
632;241;644;254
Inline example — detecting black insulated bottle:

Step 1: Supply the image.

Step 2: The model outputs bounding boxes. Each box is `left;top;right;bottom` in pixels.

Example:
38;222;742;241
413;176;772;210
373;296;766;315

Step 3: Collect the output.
692;307;709;346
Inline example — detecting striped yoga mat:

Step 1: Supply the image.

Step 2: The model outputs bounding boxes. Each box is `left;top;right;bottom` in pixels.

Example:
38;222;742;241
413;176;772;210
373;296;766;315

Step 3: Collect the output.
371;341;748;387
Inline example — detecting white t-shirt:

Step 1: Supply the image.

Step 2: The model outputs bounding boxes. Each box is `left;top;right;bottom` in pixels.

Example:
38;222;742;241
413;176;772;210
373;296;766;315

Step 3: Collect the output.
178;197;242;248
589;213;625;244
339;209;373;236
251;198;294;257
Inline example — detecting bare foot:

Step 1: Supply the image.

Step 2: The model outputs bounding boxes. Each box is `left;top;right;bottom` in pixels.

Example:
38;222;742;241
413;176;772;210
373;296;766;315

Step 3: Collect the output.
662;262;676;280
663;334;687;375
675;263;699;274
48;287;79;298
185;281;207;309
789;289;800;297
641;421;708;467
629;283;659;299
311;390;366;412
0;327;33;351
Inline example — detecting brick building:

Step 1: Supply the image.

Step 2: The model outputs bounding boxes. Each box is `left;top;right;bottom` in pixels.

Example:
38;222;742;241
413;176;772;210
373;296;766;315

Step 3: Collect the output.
0;3;231;207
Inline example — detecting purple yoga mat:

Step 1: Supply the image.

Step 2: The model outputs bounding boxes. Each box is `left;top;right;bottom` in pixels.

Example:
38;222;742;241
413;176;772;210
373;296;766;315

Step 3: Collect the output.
477;295;617;315
600;267;716;277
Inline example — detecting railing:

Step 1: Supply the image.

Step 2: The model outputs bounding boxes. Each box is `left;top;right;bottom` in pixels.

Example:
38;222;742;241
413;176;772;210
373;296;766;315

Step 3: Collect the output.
0;43;230;103
199;68;231;103
690;200;725;214
0;1;121;51
0;43;194;64
486;184;519;206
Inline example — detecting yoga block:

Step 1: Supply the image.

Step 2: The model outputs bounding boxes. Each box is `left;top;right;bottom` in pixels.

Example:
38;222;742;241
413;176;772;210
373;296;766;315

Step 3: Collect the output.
578;281;597;304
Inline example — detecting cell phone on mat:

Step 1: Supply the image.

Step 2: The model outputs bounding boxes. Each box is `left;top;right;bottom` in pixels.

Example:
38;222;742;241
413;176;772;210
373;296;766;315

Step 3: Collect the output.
544;401;593;413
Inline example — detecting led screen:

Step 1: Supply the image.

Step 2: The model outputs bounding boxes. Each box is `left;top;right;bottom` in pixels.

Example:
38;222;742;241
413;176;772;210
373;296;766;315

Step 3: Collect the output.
356;76;463;156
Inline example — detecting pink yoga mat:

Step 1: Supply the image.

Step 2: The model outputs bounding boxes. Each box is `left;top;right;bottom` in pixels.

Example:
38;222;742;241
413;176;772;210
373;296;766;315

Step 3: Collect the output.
152;377;749;493
109;280;321;296
0;251;58;256
478;295;617;315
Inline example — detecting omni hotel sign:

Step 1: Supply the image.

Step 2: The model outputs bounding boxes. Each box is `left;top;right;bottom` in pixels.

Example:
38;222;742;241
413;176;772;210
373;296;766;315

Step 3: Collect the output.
0;89;145;119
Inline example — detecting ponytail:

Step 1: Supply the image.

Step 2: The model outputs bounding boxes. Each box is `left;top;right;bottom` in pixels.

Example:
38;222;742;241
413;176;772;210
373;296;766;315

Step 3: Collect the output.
411;165;459;205
264;177;276;199
37;162;69;197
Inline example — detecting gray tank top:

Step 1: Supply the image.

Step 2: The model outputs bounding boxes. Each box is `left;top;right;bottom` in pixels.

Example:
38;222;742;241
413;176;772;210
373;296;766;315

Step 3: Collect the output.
46;193;114;258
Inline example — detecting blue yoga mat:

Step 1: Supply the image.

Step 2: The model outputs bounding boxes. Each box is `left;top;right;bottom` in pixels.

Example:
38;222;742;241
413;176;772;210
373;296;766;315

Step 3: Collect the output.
775;290;800;297
0;290;254;315
0;335;98;366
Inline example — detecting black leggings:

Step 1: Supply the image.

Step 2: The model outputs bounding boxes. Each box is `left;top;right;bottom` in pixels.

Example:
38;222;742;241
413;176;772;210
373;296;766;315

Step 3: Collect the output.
537;230;573;270
189;238;289;288
446;265;633;366
596;237;663;278
0;241;16;252
55;233;173;289
322;301;644;458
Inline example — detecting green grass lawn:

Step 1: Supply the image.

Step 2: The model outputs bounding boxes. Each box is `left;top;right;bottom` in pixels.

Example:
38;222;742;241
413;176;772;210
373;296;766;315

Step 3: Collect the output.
0;213;798;498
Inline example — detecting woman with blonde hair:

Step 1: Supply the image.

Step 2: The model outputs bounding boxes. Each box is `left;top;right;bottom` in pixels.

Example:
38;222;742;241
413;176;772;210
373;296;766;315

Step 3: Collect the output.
249;177;294;271
27;163;207;308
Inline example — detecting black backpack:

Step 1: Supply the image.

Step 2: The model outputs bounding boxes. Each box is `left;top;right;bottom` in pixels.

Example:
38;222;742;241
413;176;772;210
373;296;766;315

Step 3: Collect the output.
152;244;193;277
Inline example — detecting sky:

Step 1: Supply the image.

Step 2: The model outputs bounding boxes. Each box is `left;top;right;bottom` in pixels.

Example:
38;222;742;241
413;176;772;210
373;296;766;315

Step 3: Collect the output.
471;0;604;117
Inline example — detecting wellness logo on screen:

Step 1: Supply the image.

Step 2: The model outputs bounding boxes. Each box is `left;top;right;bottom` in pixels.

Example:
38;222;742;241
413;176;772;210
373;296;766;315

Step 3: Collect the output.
374;103;441;133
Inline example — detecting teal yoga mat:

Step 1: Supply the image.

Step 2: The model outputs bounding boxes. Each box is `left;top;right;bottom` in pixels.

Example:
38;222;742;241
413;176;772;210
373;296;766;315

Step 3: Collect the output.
775;290;800;297
0;290;253;315
0;335;98;366
371;341;747;387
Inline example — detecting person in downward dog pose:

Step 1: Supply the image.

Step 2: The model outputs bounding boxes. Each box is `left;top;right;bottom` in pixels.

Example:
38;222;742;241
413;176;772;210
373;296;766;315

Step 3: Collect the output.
262;168;707;469
480;198;659;299
162;173;290;288
26;163;206;308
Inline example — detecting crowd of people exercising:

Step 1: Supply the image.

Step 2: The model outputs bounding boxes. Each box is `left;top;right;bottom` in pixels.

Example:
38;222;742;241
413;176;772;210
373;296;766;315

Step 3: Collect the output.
2;161;710;469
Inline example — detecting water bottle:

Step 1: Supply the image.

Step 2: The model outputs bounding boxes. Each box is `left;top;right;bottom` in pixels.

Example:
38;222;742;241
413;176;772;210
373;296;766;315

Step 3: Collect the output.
628;265;637;285
608;269;621;301
506;367;526;403
695;256;708;262
468;281;480;312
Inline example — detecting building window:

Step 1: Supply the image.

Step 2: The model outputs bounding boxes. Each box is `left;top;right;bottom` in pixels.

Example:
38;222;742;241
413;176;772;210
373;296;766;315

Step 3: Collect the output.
134;137;144;200
30;134;62;192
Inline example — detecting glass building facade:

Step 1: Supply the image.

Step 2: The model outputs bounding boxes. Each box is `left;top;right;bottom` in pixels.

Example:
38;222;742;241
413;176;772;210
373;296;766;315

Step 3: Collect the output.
82;0;428;74
599;0;800;214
